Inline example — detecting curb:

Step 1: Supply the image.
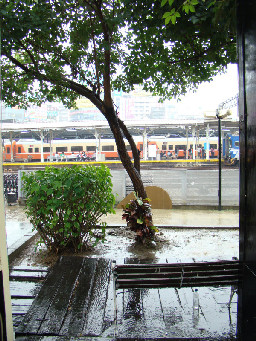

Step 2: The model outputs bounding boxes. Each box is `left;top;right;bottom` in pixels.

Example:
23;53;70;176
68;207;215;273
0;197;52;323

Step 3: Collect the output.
8;232;38;264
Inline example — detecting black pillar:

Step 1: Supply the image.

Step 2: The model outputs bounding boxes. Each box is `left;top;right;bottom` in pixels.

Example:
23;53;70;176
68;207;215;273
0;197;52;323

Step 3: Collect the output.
238;0;256;268
217;114;222;211
238;0;256;339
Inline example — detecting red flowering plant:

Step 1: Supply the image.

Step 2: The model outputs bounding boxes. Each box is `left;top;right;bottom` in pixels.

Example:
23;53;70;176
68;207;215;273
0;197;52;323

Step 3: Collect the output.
122;193;158;243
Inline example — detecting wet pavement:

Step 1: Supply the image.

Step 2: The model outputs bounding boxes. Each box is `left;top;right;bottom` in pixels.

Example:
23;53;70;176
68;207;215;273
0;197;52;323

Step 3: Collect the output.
5;204;36;260
5;205;239;265
100;207;239;228
5;205;239;261
6;205;241;340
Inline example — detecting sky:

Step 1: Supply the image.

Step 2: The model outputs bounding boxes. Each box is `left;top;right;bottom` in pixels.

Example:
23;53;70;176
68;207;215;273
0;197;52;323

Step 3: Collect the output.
176;63;239;119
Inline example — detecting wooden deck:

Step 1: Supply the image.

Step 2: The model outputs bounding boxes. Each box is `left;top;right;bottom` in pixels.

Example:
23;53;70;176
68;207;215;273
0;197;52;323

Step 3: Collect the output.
10;265;48;329
12;256;240;340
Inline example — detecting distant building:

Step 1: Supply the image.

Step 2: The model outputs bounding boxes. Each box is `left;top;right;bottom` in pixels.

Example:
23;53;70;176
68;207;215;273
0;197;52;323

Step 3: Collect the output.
1;106;26;122
1;85;238;123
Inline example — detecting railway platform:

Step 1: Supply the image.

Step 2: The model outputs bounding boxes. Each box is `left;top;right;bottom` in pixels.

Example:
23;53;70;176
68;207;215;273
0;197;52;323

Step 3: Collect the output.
3;158;232;173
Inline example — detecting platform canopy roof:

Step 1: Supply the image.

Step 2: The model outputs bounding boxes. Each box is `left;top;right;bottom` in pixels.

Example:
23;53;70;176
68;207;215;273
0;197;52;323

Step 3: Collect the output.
0;117;239;140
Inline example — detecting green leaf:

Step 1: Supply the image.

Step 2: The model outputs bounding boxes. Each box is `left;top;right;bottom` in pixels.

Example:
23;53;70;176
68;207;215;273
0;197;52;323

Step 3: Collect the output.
47;188;53;195
170;15;176;24
162;12;171;19
137;198;143;206
160;0;168;7
150;225;159;232
189;5;196;12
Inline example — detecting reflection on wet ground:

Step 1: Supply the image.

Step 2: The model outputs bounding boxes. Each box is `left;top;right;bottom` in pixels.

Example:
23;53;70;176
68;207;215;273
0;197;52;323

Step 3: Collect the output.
6;204;240;339
106;285;238;339
5;204;35;257
93;228;239;266
100;208;239;227
5;204;239;265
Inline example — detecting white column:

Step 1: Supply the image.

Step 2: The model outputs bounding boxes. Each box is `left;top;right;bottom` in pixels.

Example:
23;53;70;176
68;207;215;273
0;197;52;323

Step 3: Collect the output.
98;135;101;161
0;134;14;340
206;123;210;160
10;131;13;162
143;129;148;161
196;128;199;159
40;130;44;163
186;127;189;159
49;130;53;161
95;129;101;161
192;126;196;160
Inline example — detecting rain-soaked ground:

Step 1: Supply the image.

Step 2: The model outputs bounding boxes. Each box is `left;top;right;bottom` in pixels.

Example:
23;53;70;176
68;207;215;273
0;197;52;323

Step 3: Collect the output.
6;204;240;339
6;205;239;266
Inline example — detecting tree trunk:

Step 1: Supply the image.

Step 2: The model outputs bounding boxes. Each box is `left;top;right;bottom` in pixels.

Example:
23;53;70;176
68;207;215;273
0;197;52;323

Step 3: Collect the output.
118;118;140;173
104;107;147;199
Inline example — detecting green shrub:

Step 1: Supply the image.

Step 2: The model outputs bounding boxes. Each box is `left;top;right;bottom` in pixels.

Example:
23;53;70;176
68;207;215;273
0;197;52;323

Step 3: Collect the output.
22;165;115;252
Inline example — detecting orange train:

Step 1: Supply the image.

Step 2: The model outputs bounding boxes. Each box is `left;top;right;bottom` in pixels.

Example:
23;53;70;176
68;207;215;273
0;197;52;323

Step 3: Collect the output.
2;136;219;162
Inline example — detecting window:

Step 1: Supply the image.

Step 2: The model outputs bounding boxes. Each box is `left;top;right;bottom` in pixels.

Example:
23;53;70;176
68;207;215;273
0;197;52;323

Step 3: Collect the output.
35;148;39;153
210;144;217;149
87;146;96;152
71;146;83;152
235;141;239;147
56;147;67;153
126;145;131;151
18;147;22;153
162;144;167;151
168;145;173;150
7;147;10;154
102;145;114;151
175;145;186;152
189;144;201;150
28;148;33;153
43;147;51;152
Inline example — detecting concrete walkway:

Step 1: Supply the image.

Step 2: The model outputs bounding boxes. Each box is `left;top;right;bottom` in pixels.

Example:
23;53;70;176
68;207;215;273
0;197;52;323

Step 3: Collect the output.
100;208;239;228
5;204;36;261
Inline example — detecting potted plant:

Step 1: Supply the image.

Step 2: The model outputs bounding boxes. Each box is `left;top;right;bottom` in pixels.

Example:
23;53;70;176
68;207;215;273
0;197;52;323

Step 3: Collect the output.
122;193;158;243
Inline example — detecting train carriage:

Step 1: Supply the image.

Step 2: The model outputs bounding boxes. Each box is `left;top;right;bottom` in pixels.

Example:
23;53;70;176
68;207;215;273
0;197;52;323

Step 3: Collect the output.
2;136;219;162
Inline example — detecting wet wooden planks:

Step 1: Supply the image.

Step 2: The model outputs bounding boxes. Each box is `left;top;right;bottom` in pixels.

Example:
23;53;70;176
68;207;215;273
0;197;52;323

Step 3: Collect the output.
10;266;48;328
111;259;239;339
16;256;112;337
113;285;238;339
14;257;239;339
113;260;242;289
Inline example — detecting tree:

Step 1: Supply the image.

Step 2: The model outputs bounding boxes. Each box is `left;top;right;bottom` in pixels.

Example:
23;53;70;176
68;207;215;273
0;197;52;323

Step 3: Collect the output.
0;0;236;199
161;0;236;29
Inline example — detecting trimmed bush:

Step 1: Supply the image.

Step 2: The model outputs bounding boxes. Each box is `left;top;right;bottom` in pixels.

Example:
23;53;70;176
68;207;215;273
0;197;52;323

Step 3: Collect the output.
22;165;115;252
